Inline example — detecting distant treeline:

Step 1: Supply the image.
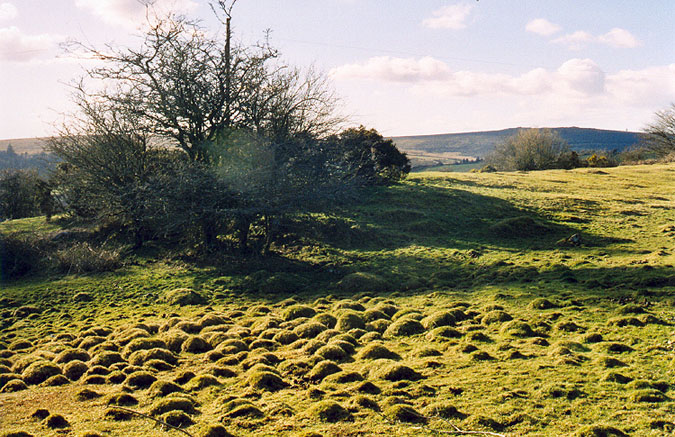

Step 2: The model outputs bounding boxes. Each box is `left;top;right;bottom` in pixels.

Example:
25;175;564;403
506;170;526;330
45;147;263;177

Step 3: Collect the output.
0;145;57;173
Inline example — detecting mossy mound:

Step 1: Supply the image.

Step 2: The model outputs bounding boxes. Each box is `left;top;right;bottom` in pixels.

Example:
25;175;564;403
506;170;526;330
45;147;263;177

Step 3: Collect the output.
22;361;62;385
200;424;236;437
104;407;134;421
54;348;90;364
182;336;212;353
149;380;184;397
529;298;559;310
373;363;423;381
333;300;366;312
601;372;633;384
482;310;513;325
283;305;316;321
315;344;348;362
421;311;456;329
107;393;139;406
44;413;70;429
384;318;425;337
423;402;467;419
188;375;221;390
426;326;462;340
335;311;366;331
90;351;124;367
40;374;69;386
616;304;645;315
164;288;207;306
161;410;194;428
323;370;364;384
385;404;427;424
574;424;628;436
500;320;537;337
630;389;668;403
337;272;389;293
246;371;288;391
294;322;327;339
308;360;342;382
1;379;27;392
75;388;101;401
489;216;552;238
149;396;197;416
357;343;401;360
308;400;352;422
348;395;380;411
124;371;157;389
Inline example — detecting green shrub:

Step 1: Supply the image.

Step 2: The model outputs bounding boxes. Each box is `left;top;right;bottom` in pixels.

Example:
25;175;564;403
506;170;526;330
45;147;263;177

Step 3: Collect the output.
0;233;44;280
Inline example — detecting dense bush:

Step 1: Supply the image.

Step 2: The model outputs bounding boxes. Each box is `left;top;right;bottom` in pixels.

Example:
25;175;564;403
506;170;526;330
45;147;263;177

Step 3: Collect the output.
0;169;52;220
489;129;572;171
0;233;44;280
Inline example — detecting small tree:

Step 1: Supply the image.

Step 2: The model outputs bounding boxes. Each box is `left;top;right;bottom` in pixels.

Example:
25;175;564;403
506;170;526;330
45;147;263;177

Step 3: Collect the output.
489;128;571;171
641;103;675;157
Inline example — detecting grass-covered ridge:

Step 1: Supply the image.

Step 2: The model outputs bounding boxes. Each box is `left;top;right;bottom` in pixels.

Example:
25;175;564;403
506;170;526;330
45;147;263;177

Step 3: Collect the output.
0;163;674;436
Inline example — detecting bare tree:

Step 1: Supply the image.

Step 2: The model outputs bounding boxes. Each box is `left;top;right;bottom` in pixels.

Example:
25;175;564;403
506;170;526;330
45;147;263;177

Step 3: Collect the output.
642;103;675;157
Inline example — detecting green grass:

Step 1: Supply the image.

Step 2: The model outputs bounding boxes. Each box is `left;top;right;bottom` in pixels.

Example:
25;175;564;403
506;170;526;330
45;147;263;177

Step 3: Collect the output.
0;163;673;436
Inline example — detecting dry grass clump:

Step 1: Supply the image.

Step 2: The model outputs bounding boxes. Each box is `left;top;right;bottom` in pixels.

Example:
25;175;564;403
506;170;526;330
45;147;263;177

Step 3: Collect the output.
500;320;537;337
188;374;221;390
182;335;212;353
1;379;27;392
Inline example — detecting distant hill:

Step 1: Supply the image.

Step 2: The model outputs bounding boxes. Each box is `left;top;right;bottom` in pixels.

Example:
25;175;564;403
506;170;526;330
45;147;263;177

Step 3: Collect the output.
0;137;50;155
391;127;641;167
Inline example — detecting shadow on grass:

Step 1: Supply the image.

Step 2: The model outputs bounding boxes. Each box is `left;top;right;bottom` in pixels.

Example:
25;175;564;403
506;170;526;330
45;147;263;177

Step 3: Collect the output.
287;181;623;252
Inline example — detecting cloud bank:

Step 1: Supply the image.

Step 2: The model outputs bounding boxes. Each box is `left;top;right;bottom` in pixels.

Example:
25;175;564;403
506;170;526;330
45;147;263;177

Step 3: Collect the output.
331;56;675;105
75;0;197;28
0;26;59;62
0;2;17;22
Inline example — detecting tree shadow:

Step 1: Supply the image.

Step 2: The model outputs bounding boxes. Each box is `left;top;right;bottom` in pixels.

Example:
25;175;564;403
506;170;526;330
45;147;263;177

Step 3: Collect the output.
291;181;624;253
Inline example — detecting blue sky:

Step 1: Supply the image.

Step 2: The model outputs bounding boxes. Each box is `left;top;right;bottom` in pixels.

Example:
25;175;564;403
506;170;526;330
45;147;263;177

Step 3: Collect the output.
0;0;673;139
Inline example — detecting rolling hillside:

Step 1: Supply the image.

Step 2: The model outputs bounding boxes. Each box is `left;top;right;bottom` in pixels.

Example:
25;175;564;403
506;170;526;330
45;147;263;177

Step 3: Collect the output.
392;127;641;168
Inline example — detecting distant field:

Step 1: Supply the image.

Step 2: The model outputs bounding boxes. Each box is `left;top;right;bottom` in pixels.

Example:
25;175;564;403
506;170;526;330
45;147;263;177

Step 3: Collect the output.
392;127;641;167
1;163;673;436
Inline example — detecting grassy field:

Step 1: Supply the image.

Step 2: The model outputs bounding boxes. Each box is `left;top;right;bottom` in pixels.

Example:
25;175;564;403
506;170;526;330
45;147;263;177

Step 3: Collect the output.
1;164;674;436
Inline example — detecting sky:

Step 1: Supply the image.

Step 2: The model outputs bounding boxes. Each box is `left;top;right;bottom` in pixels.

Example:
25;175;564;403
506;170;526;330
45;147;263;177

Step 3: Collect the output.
0;0;673;139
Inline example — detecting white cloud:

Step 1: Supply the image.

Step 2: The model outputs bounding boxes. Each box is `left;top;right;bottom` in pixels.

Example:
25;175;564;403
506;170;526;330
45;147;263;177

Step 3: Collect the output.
552;31;595;50
0;26;59;62
331;56;451;82
525;18;561;36
75;0;197;28
0;2;17;21
599;28;641;48
422;4;474;30
553;28;640;50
